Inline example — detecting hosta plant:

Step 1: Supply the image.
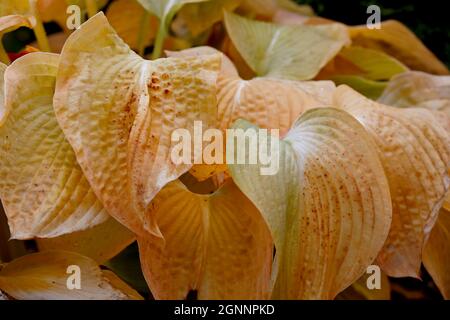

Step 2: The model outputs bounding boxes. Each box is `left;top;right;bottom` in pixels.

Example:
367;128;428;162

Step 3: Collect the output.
0;0;449;300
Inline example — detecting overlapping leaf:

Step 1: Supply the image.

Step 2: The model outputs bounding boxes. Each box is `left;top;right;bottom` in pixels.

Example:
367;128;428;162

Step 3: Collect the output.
138;180;272;299
318;46;409;99
53;13;221;237
106;0;158;50
228;109;392;299
0;52;109;239
330;75;388;100
224;11;350;80
333;85;450;278
37;217;135;264
168;46;335;136
0;251;142;300
379;71;450;111
0;14;34;35
174;0;242;37
167;46;335;182
349;20;449;75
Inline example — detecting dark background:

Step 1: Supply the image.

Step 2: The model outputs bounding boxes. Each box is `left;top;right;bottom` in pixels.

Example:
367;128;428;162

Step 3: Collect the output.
297;0;450;67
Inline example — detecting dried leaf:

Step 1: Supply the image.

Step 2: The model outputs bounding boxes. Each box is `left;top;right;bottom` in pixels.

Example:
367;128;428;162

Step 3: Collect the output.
217;77;333;136
0;52;108;239
37;218;135;264
174;0;242;36
228;109;392;299
379;71;450;111
0;251;142;300
323;46;409;81
334;85;450;277
106;0;158;50
138;180;272;299
53;13;220;237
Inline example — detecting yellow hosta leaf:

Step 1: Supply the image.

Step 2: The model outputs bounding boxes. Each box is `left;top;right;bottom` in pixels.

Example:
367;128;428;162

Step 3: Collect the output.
0;251;142;300
53;13;220;237
349;20;449;75
337;46;408;81
126;56;220;220
0;14;35;35
174;0;242;36
423;208;450;299
218;77;334;136
0;52;108;239
224;11;350;80
379;71;450;133
333;85;450;278
166;46;240;79
37;0;68;29
228;109;392;299
317;46;408;99
138;180;272;299
379;71;450;111
106;0;158;50
37;218;135;264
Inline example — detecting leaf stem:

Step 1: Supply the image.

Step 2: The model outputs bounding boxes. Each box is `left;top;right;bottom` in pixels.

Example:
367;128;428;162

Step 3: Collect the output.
0;41;10;64
137;11;151;56
85;0;99;18
151;18;167;60
29;0;51;52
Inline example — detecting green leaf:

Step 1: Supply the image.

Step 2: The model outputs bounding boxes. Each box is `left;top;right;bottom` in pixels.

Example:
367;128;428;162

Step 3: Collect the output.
224;11;350;80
